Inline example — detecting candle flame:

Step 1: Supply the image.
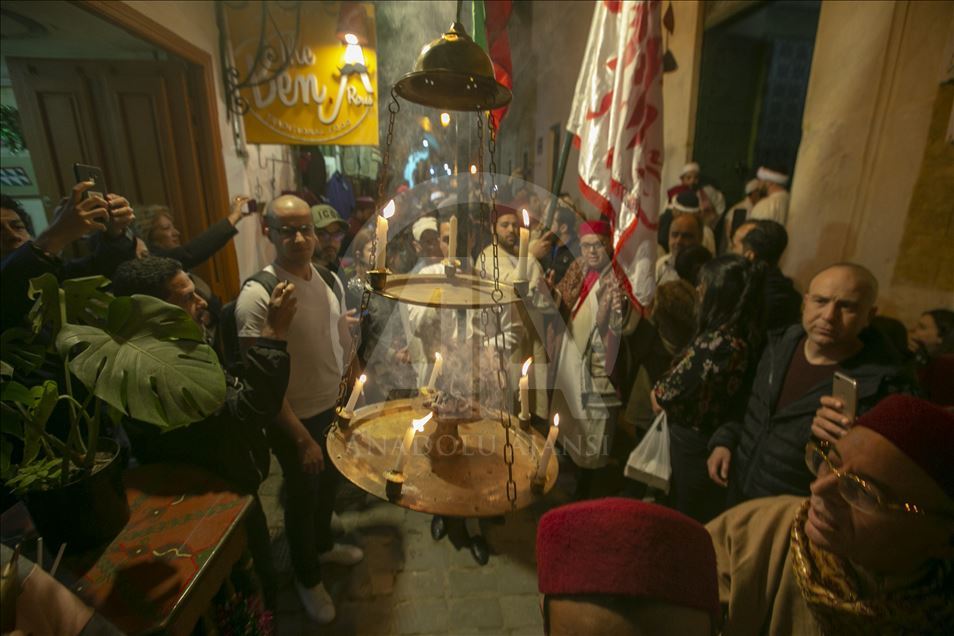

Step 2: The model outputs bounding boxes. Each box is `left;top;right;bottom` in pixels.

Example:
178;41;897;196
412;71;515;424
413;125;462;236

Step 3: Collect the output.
440;112;451;127
469;164;478;175
382;199;396;219
344;33;359;45
553;413;560;427
521;357;532;376
434;351;442;361
358;373;367;383
522;209;530;227
412;411;434;432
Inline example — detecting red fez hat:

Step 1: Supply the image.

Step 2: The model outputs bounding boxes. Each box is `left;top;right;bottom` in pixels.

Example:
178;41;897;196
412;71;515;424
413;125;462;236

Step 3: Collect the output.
579;220;611;238
855;394;954;499
536;498;720;618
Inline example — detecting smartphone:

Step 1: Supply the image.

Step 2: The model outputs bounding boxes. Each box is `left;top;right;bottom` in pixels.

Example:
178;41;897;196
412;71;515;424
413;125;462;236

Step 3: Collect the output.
72;163;108;201
832;371;858;424
246;199;258;214
730;208;748;235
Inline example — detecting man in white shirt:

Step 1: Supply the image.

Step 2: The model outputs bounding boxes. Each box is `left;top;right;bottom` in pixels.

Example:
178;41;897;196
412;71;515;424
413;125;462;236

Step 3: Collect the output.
234;195;361;625
656;212;704;284
749;166;791;225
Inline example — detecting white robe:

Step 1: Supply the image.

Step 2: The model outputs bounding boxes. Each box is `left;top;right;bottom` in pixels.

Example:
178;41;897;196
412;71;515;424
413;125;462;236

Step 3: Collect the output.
750;190;790;225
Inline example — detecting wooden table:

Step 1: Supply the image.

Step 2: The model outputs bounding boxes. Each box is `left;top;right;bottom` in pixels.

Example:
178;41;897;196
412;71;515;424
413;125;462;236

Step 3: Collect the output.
2;464;252;635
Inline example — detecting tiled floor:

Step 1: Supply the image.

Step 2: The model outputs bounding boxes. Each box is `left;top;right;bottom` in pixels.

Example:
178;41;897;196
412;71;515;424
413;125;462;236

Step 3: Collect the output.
257;455;582;635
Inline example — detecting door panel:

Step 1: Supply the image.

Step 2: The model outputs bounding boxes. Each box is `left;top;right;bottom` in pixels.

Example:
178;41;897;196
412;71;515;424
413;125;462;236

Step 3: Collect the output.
7;57;235;299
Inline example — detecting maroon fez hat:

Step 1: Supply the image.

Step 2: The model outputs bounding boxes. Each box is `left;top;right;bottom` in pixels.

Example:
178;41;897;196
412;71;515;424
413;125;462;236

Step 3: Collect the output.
579;220;611;238
536;498;720;618
855;394;954;499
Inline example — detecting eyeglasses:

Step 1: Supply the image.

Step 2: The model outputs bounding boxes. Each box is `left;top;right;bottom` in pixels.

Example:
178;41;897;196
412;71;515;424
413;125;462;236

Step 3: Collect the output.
270;223;315;238
316;229;345;241
805;441;952;520
579;242;604;253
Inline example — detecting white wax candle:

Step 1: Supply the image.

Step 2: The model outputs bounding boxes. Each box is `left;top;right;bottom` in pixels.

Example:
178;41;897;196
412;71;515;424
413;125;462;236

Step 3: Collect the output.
535;414;560;482
426;352;443;390
344;374;366;413
375;200;395;270
394;411;433;473
447;215;458;260
517;209;530;281
375;215;388;270
519;357;532;419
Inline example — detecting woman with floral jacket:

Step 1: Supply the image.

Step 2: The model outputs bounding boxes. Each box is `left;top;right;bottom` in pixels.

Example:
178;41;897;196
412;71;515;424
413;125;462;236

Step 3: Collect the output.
653;254;765;522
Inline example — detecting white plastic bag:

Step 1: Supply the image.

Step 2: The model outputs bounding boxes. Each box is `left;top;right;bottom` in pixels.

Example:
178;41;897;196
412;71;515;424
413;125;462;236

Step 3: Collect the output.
624;411;671;494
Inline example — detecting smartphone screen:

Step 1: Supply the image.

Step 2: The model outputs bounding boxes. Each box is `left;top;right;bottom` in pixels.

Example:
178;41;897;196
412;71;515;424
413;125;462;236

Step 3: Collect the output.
832;371;859;424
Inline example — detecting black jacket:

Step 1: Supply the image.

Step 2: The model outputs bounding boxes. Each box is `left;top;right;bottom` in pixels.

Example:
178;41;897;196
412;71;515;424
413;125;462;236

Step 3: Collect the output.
125;338;289;494
151;218;237;270
710;324;917;502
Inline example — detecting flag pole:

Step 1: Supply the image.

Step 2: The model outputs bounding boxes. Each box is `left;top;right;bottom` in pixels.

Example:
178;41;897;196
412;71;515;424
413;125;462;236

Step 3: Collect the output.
542;129;573;230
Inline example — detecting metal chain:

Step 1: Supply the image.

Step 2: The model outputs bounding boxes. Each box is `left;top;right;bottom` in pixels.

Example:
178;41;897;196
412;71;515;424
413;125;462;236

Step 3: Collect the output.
475;112;487;281
485;111;517;508
331;91;400;431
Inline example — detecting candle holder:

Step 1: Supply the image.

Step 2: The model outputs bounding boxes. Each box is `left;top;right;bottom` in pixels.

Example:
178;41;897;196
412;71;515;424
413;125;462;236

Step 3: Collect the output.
518;413;531;431
531;471;547;494
384;470;405;500
512;279;529;298
442;258;460;279
335;406;353;428
367;269;389;291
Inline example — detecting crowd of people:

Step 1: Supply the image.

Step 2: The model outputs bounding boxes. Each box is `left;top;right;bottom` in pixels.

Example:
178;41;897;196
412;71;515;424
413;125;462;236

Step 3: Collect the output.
1;154;952;633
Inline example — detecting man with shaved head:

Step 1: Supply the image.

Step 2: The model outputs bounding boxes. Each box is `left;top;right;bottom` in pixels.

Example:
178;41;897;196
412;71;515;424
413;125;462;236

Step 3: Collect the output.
234;195;361;624
707;262;917;505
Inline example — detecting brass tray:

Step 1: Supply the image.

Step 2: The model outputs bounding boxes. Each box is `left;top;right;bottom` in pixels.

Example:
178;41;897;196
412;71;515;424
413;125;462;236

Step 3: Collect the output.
373;272;520;309
328;398;558;517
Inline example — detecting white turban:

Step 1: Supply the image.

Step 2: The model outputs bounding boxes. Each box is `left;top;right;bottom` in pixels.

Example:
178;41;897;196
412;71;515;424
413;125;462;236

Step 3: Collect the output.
680;162;700;177
412;216;439;241
744;178;760;194
756;167;789;186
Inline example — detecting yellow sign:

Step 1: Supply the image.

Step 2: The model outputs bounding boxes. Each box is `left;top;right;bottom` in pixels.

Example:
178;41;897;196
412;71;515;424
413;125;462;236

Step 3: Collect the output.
227;1;378;146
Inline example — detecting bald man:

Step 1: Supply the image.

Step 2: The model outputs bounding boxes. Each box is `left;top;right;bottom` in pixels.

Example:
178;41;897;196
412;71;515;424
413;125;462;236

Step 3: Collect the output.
707;263;917;505
234;195;362;624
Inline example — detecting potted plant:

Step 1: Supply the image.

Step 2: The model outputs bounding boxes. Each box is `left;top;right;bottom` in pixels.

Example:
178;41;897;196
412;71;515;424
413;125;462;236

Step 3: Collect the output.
0;273;226;551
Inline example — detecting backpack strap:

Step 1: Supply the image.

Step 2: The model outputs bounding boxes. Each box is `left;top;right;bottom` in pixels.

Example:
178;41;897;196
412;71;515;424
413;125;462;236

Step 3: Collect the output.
245;270;280;296
314;264;345;307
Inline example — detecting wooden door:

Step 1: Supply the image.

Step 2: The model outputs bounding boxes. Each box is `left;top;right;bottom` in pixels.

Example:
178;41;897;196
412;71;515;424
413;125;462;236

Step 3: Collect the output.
7;57;237;300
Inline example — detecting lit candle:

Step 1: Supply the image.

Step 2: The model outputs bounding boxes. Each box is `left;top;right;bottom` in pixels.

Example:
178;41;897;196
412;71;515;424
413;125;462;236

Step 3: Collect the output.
375;199;395;270
535;413;560;483
469;164;477;175
343;373;366;413
447;215;458;260
427;352;443;391
519;357;532;419
517;209;530;281
394;411;433;473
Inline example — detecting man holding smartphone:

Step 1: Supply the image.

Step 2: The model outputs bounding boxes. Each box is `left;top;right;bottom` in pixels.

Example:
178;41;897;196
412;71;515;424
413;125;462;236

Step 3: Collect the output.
707;263;917;504
1;180;136;331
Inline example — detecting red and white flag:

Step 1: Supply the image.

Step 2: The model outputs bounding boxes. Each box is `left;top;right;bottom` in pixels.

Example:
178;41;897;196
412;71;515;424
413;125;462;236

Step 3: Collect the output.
568;0;664;309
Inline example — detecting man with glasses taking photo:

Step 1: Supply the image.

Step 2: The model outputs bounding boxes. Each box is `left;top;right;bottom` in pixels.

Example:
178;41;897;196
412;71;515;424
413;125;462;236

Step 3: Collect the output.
706;394;954;634
234;195;361;624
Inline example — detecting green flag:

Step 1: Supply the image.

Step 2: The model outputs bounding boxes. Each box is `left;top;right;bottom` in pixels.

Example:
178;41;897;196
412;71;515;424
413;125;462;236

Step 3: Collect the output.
472;0;487;52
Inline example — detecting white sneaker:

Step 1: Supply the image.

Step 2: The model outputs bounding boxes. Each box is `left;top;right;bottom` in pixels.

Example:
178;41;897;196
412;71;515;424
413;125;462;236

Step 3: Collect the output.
295;580;336;624
318;542;365;566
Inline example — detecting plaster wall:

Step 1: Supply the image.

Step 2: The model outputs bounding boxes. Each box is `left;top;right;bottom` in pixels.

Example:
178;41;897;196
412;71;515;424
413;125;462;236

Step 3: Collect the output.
784;0;954;324
661;0;705;203
122;0;288;280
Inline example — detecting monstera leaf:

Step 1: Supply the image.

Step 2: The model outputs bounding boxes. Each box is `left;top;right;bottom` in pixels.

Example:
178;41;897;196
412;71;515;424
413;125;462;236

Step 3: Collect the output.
55;294;226;430
63;276;113;326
